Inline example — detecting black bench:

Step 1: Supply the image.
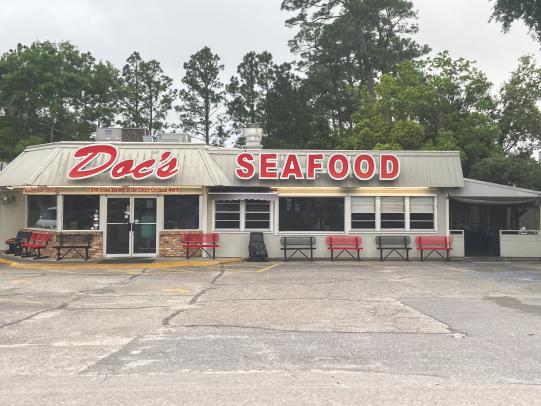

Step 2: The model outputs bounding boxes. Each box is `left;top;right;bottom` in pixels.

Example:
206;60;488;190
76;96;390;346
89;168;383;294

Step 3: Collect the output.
53;233;93;261
375;236;412;261
280;237;316;261
5;231;32;255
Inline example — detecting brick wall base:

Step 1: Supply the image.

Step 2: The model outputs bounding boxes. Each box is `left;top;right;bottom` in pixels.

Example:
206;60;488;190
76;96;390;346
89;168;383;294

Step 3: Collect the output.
20;230;104;260
15;230;209;260
160;231;202;258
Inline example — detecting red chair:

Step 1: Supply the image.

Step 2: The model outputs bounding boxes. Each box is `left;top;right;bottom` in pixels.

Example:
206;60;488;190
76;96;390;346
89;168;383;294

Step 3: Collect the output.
326;236;363;261
182;233;220;259
20;232;51;260
415;236;453;261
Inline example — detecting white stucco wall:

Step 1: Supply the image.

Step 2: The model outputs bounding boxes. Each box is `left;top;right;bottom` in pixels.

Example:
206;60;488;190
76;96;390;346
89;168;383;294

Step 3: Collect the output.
0;190;26;246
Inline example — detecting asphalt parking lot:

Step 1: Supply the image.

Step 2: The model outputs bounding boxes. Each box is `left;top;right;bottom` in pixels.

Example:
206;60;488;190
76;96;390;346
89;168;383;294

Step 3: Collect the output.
1;259;541;405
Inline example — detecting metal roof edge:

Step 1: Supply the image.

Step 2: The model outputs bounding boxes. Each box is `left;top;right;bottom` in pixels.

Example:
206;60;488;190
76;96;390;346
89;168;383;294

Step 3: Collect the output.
460;178;541;196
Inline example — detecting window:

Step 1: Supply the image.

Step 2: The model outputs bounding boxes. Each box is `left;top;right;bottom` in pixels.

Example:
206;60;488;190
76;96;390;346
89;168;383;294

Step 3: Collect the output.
27;195;57;229
214;200;271;230
215;200;241;229
164;195;199;229
279;197;344;232
381;197;405;229
410;197;435;230
245;200;271;229
63;195;100;230
351;197;376;230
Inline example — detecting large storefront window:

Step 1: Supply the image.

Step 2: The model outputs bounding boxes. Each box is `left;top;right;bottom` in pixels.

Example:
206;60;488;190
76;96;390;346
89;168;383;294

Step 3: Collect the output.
63;195;100;230
279;198;344;232
380;197;405;229
164;196;199;229
410;197;435;230
351;197;376;230
27;195;57;229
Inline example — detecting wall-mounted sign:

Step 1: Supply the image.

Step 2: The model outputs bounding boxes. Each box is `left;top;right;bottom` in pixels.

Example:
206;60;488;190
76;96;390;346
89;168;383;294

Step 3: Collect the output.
24;186;58;194
68;144;180;180
89;186;182;194
235;153;400;181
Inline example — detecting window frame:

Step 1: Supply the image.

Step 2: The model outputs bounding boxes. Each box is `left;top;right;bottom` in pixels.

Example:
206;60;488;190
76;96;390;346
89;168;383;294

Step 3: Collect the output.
351;196;377;231
213;199;273;232
25;194;59;231
62;194;101;232
277;196;346;234
347;195;438;233
163;194;201;231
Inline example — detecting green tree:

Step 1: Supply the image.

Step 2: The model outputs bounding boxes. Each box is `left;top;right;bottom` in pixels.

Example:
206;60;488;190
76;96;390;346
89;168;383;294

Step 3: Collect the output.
264;63;333;149
177;47;225;145
491;0;541;43
496;55;541;153
470;153;541;190
226;51;276;139
0;41;115;160
347;53;499;175
120;52;175;135
80;60;122;130
282;0;429;95
119;52;145;128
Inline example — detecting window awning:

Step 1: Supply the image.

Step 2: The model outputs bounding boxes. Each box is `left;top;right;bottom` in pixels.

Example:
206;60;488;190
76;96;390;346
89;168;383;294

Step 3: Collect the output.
208;193;278;202
450;196;540;206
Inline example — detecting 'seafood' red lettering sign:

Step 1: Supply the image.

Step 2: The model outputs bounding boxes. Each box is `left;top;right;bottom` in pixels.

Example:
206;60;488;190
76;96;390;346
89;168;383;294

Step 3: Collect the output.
235;153;400;181
68;144;180;180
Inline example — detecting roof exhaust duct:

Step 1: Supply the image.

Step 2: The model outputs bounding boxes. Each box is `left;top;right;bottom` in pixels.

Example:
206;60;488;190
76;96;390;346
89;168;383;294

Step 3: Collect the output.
243;124;264;149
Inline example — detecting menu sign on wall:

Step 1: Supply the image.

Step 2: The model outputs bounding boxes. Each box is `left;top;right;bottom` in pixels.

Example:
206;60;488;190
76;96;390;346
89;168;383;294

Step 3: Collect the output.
235;152;400;181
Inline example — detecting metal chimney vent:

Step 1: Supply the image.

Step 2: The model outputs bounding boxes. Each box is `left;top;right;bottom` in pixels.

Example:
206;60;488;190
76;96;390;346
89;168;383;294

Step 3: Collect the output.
244;124;264;149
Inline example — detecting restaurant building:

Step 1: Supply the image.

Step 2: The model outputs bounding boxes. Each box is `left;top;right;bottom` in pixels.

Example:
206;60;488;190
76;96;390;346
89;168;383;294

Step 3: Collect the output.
0;134;540;260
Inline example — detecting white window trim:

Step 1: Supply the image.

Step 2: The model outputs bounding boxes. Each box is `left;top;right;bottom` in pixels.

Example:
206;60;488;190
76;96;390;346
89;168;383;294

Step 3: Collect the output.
213;200;273;233
350;194;438;233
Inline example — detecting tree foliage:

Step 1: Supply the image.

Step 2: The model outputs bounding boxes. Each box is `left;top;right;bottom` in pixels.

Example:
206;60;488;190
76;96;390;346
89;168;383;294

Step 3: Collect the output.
0;41;122;160
177;47;225;145
119;52;175;135
226;51;276;140
491;0;541;43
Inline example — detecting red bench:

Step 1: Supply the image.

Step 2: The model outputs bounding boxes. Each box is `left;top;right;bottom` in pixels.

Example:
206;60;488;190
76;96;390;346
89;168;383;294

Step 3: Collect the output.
415;236;452;261
326;236;363;261
182;233;220;259
20;232;51;260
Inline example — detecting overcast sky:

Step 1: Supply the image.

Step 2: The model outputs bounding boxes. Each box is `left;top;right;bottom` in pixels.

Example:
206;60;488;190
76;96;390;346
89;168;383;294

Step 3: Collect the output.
1;0;539;89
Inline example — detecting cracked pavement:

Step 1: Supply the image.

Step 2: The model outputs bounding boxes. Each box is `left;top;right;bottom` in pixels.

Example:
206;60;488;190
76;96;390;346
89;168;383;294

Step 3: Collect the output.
1;260;541;405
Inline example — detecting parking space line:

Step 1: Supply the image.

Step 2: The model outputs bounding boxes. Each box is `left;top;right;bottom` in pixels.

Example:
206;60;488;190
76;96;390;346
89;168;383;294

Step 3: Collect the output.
256;263;281;273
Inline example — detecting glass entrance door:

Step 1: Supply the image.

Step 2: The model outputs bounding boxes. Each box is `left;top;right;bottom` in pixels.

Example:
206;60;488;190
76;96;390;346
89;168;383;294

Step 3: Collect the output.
133;197;157;255
106;198;131;255
106;197;157;257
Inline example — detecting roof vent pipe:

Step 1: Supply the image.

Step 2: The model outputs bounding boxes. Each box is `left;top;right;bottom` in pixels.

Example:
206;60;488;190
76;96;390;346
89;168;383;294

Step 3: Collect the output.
244;124;264;149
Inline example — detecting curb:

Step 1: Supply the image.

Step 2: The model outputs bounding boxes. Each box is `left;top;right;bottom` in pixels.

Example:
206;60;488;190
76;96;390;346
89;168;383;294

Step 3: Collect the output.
0;257;244;270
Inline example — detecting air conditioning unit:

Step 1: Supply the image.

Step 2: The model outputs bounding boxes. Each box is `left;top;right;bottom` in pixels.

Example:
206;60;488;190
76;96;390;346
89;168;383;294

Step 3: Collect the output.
96;128;147;142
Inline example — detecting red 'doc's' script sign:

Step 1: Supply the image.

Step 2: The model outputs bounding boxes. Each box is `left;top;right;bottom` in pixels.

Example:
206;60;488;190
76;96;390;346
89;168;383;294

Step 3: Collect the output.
235;152;400;181
68;144;180;180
